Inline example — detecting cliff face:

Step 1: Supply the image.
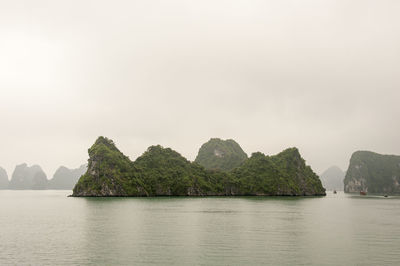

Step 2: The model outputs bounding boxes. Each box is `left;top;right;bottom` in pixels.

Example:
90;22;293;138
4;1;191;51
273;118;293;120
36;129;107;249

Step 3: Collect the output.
344;151;400;194
72;136;326;197
9;164;48;190
195;138;248;171
72;137;135;196
0;167;8;189
320;166;345;191
72;138;228;196
48;164;87;190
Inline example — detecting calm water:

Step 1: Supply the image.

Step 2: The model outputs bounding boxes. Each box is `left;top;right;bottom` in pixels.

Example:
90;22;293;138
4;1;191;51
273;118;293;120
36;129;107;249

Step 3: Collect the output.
0;191;399;265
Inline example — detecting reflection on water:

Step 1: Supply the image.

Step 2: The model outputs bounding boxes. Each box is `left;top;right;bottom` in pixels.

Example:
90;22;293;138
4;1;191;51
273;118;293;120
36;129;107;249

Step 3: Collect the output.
0;191;399;265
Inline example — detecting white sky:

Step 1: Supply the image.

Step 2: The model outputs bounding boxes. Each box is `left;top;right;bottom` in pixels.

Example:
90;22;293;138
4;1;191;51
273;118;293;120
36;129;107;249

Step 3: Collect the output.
1;0;399;178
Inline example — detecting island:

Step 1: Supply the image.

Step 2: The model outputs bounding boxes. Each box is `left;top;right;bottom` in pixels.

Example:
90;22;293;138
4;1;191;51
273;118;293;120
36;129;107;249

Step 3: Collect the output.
72;136;326;197
3;163;87;190
320;166;345;191
9;163;48;190
0;167;8;189
48;165;87;190
344;151;400;194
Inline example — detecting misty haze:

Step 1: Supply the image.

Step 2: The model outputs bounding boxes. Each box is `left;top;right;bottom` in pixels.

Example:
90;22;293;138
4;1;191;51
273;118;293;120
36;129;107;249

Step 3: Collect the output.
1;0;400;265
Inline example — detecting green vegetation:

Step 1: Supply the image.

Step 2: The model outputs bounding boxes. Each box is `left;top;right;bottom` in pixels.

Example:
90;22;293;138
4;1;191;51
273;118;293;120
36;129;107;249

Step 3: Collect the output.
232;148;325;195
72;136;326;196
73;137;140;196
73;138;230;196
344;151;400;194
133;145;229;196
195;138;248;171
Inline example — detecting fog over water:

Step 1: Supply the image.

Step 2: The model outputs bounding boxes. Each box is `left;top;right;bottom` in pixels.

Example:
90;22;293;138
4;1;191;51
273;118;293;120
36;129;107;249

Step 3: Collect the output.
1;0;399;177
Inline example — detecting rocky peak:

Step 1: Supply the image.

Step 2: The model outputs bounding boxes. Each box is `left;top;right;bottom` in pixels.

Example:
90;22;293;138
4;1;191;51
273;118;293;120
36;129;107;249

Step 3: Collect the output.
72;136;326;197
48;164;87;190
344;150;400;193
195;138;248;171
319;166;345;191
9;163;47;189
0;167;8;189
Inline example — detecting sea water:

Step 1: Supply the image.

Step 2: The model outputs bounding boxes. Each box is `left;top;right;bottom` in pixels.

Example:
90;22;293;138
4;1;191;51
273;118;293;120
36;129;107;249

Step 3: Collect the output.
0;190;399;265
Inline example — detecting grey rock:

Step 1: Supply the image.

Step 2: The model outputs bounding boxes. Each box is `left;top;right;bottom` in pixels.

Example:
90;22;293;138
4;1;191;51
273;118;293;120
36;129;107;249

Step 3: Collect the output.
319;166;345;191
0;167;8;189
48;164;87;190
9;163;47;189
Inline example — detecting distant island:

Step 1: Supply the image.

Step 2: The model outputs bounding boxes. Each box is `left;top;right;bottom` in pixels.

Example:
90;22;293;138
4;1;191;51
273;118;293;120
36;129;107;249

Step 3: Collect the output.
48;165;87;190
0;167;8;189
0;164;86;190
8;164;48;190
320;166;345;191
344;151;400;194
72;137;326;197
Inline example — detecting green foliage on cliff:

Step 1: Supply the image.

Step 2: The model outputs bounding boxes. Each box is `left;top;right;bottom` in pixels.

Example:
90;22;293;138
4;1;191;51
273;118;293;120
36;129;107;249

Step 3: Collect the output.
133;145;227;196
72;136;326;196
73;138;231;196
195;138;248;171
232;148;325;195
73;137;142;196
344;151;400;194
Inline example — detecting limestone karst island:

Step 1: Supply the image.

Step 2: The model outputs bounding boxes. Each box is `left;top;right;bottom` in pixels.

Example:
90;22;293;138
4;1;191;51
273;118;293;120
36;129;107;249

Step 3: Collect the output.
344;151;400;194
71;137;326;197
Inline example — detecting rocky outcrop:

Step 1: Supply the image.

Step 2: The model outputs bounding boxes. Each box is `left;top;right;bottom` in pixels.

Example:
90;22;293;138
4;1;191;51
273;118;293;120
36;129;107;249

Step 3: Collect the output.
0;167;8;189
72;137;224;196
72;137;136;196
132;145;232;196
231;148;326;196
320;166;345;191
31;171;48;190
72;136;326;197
9;164;48;190
48;164;87;190
195;138;248;171
344;151;400;194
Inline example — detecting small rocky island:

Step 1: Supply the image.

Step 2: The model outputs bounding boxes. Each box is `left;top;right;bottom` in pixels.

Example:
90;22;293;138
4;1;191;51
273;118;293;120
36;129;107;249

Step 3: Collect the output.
48;165;87;190
0;167;8;189
72;137;325;197
1;164;87;190
9;164;48;190
320;166;345;191
344;151;400;194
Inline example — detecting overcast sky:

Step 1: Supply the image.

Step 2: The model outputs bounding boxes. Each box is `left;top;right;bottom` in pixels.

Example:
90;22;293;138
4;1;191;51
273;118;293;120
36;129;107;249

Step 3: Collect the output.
1;0;399;178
